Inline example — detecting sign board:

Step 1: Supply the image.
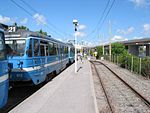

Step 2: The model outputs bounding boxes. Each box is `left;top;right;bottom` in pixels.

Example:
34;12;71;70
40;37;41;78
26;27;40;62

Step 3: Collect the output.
8;26;16;33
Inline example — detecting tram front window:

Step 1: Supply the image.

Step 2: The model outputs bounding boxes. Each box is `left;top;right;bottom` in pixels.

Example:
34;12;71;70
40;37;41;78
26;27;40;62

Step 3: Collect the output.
0;33;5;60
6;39;26;56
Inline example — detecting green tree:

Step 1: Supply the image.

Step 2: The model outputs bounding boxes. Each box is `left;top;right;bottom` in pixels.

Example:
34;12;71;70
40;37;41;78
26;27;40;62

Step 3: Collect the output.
38;29;47;35
111;42;127;55
96;46;103;59
18;26;29;30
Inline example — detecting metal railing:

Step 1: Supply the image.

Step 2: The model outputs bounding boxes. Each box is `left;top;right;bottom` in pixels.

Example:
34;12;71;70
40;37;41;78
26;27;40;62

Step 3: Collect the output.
103;55;150;78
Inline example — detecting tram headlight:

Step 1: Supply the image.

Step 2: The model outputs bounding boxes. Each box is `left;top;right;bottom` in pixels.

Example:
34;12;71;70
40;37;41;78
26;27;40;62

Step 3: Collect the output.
20;61;23;70
18;61;23;69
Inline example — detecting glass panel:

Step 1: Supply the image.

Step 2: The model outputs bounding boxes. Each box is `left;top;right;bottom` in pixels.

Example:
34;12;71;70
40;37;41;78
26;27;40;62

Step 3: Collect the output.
40;45;45;56
0;41;5;60
49;42;54;55
27;39;32;57
0;33;5;60
64;46;68;54
46;45;49;56
0;33;4;51
61;46;64;54
0;40;3;51
54;43;58;55
6;39;26;56
34;39;39;56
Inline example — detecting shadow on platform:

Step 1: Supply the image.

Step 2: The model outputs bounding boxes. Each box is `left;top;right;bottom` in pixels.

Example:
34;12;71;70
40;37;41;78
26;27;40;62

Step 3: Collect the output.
77;66;83;72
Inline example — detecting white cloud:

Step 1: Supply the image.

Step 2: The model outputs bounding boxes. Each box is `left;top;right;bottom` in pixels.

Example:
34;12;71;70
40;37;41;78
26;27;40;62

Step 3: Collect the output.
33;13;46;25
78;24;86;30
0;15;12;24
74;25;87;38
111;35;128;42
133;36;143;39
143;23;150;35
20;18;28;24
130;0;150;7
127;27;135;33
88;42;94;47
82;41;100;47
117;26;135;35
75;31;86;37
143;23;150;31
83;42;95;47
57;38;63;41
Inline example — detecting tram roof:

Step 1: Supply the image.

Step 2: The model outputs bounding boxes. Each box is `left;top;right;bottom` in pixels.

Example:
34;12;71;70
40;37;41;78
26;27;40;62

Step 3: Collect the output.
4;28;66;45
0;23;8;31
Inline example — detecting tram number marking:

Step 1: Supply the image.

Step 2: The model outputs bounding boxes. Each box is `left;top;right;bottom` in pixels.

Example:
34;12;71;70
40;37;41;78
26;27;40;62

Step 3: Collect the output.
8;26;16;33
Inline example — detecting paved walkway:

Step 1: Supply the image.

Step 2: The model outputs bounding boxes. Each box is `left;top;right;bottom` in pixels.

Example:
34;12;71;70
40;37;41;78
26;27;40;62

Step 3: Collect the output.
9;60;98;113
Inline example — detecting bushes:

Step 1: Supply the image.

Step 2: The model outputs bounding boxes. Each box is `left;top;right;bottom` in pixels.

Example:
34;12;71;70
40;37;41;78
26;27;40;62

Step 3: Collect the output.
112;42;126;55
117;54;150;77
96;46;103;59
141;57;150;77
100;42;150;78
105;54;150;77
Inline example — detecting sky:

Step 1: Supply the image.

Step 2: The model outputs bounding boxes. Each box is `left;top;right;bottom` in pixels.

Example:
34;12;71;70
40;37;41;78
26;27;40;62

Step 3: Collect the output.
0;0;150;46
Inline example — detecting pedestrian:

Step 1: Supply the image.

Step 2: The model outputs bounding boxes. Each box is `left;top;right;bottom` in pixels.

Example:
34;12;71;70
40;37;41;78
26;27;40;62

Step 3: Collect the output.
80;52;83;63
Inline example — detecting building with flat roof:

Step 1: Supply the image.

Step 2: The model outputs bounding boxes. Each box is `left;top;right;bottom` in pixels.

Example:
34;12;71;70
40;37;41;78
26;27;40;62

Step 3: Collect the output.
102;38;150;57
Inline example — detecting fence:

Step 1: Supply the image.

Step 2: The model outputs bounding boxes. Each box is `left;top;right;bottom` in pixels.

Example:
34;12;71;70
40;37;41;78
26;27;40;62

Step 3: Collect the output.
103;55;150;78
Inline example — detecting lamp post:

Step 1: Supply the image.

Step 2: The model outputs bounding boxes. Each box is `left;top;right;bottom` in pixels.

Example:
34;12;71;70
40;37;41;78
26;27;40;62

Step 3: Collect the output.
73;19;78;73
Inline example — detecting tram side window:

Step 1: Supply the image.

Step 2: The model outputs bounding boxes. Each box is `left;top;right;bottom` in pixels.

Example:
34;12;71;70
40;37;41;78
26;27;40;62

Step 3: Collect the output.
60;46;64;54
48;42;58;55
63;46;65;54
0;34;4;51
40;44;45;56
71;47;75;53
48;42;53;55
34;39;39;56
64;46;68;54
0;33;5;60
28;39;32;57
54;44;58;55
46;45;49;56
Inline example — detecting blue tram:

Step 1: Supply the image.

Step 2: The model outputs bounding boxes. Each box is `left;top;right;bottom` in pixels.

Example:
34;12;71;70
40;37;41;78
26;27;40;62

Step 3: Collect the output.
0;24;9;108
5;26;70;85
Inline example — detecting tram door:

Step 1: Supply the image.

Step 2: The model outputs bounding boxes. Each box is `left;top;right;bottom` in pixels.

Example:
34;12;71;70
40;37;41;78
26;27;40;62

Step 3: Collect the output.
60;45;64;69
39;43;45;67
33;39;41;67
44;44;48;64
40;42;48;66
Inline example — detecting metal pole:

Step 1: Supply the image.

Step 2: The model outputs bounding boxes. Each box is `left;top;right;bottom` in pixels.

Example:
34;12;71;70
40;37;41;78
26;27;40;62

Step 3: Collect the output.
139;58;141;75
117;55;118;65
103;45;104;56
75;27;77;73
131;56;133;73
73;19;78;73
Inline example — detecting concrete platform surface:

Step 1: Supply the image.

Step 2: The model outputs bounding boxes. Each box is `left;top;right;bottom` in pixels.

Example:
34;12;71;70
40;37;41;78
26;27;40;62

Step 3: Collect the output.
9;60;98;113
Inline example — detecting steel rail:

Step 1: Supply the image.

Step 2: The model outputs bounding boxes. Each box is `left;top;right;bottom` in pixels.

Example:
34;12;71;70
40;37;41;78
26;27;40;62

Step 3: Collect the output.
90;60;114;113
93;60;150;108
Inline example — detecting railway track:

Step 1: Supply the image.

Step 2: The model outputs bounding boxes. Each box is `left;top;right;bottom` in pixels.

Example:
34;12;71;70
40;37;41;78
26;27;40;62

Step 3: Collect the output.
90;60;150;113
90;61;114;113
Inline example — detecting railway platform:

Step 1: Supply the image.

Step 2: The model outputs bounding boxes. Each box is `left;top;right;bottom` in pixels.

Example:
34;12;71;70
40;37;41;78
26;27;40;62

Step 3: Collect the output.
9;60;98;113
